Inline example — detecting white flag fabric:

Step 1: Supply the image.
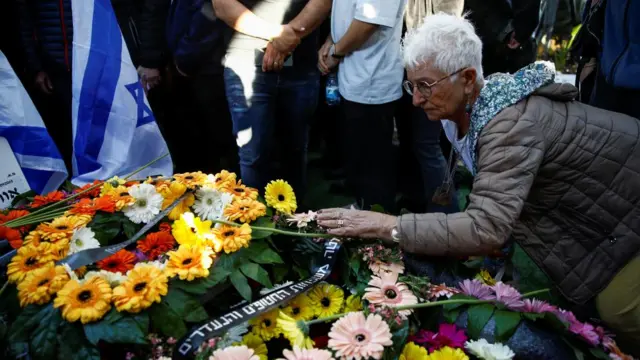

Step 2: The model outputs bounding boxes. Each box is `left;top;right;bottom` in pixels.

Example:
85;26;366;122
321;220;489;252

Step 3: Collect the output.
71;0;173;185
0;51;68;194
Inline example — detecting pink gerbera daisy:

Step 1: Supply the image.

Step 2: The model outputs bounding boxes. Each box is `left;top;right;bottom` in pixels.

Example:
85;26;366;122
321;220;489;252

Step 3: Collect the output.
410;323;468;352
278;346;335;360
364;271;418;318
522;298;557;314
458;279;495;301
369;260;405;276
328;312;393;360
211;345;259;360
492;282;525;310
569;321;601;346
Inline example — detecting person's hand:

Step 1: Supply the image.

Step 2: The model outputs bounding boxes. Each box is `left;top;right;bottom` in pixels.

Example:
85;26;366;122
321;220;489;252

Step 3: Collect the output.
324;55;340;74
271;24;303;54
138;67;162;93
35;71;53;94
316;208;397;242
318;36;333;75
507;31;520;50
262;42;286;72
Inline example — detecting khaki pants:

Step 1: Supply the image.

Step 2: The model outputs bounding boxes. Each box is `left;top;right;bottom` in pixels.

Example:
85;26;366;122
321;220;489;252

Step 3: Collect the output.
596;256;640;356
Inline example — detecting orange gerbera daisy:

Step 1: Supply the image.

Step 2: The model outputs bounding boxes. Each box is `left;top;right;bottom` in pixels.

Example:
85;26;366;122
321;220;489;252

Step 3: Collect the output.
22;230;43;247
7;243;53;283
173;172;208;189
222;180;259;200
0;226;23;249
73;180;103;199
224;198;267;223
97;249;136;273
68;196;116;216
0;209;31;233
31;191;66;208
103;186;134;211
158;222;172;233
145;176;172;191
210;170;237;189
212;224;252;254
137;231;176;260
37;215;92;243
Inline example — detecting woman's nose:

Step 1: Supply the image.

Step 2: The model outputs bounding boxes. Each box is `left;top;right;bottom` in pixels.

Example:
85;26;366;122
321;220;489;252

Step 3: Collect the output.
412;91;425;107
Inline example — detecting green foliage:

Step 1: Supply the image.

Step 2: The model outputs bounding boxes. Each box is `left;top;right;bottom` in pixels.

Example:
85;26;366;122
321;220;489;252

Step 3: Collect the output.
383;321;409;360
443;294;477;311
30;304;61;360
493;310;522;342
240;263;272;288
10;190;37;207
171;268;231;295
148;302;187;339
163;288;209;323
250;216;276;239
443;308;461;324
58;322;100;360
230;270;252;301
467;304;495;339
83;309;147;345
511;245;559;303
88;212;124;245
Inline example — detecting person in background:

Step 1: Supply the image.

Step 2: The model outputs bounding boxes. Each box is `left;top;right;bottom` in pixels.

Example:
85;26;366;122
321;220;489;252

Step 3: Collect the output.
318;0;407;213
318;14;640;355
212;0;332;203
396;0;464;214
465;0;542;75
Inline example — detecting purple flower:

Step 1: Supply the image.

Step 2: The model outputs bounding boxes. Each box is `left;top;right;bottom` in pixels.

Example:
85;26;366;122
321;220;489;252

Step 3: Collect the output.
492;282;525;310
522;298;557;314
458;279;496;301
133;249;148;262
569;321;601;346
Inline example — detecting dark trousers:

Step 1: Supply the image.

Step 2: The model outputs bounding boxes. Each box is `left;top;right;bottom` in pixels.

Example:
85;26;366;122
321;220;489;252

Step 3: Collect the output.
589;69;640;120
342;99;397;212
224;65;319;201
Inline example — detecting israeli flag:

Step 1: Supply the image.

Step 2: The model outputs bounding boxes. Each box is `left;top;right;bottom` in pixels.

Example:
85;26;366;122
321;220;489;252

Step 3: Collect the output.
71;0;173;185
0;51;68;194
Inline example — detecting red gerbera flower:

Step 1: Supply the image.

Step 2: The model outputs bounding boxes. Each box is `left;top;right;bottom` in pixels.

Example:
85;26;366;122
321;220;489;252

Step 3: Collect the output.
137;231;176;260
31;191;66;208
69;196;117;216
0;226;23;249
97;249;136;273
158;222;172;233
0;210;31;233
73;180;103;198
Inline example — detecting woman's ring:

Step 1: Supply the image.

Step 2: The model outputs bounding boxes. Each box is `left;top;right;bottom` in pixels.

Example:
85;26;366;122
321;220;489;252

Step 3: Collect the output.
338;219;344;226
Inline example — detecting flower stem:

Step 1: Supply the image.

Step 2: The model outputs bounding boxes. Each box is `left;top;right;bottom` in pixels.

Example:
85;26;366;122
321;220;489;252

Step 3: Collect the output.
0;281;8;298
8;210;71;227
210;219;335;239
124;153;170;180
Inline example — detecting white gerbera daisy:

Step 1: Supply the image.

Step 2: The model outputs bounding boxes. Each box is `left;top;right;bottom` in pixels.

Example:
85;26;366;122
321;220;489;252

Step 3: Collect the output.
69;227;100;254
465;339;515;360
147;259;167;271
83;270;126;286
193;187;233;221
123;183;163;224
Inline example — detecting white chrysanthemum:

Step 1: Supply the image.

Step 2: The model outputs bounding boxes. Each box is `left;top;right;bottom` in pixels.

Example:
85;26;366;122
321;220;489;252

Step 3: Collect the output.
147;259;167;271
83;270;126;286
69;227;100;254
465;339;515;360
259;281;294;296
123;183;163;224
193;187;233;221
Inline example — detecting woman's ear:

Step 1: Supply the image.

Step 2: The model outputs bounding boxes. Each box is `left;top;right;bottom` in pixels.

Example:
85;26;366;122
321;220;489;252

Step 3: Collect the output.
462;68;477;94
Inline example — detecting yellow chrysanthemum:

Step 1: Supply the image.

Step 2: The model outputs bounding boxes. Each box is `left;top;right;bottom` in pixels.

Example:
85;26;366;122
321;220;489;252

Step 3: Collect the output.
7;243;53;283
209;170;237;189
400;342;429;360
250;308;282;341
145;176;171;191
223;198;267;224
240;333;268;360
343;294;364;313
100;176;126;196
222;180;259;200
37;215;91;242
278;311;314;349
47;239;70;261
476;269;496;286
165;244;213;281
307;283;344;318
160;181;195;220
264;180;297;214
172;212;214;247
283;294;315;321
173;172;208;189
53;277;112;324
103;185;134;210
212;224;252;254
17;263;69;307
113;263;168;313
425;346;469;360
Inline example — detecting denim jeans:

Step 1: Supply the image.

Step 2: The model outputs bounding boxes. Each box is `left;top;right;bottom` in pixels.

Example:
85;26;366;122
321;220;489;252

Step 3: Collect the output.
223;65;319;200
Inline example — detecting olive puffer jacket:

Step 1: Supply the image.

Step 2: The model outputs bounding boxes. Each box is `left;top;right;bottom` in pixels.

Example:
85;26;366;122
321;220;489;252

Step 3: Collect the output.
397;67;640;305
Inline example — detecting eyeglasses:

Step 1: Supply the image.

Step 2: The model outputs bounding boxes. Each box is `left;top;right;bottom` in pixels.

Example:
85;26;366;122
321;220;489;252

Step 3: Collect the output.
403;68;467;98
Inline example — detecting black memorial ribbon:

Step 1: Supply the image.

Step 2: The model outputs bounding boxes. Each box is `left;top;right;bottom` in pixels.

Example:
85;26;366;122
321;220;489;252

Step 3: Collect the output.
173;238;342;359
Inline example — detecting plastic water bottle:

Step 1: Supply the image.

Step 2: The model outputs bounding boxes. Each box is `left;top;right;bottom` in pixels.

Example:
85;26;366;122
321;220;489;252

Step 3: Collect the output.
325;73;340;106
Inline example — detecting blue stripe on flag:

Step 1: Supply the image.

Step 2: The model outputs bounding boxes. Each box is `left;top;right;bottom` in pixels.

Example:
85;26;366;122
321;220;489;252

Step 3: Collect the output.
21;168;55;195
74;0;122;175
0;125;62;159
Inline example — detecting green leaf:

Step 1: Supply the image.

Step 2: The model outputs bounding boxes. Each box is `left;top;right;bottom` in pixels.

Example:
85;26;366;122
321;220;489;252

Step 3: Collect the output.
30;304;61;360
9;304;47;343
493;310;521;342
272;264;289;284
163;288;209;321
122;219;142;239
543;312;569;331
230;270;252;301
11;190;37;207
172;268;231;295
466;304;495;338
523;312;545;322
562;338;585;360
148;302;187;339
240;263;272;288
589;348;610;359
250;216;276;240
443;294;478;310
245;240;283;264
132;312;150;333
370;204;386;213
89;213;122;245
58;322;100;360
83;309;147;345
383;321;409;360
443;308;461;324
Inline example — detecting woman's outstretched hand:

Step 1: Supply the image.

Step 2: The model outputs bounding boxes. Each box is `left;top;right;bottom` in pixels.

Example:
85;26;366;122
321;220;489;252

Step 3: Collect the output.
316;208;397;242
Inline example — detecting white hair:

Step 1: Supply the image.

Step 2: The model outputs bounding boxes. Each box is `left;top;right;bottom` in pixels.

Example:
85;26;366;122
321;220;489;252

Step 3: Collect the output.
402;13;484;85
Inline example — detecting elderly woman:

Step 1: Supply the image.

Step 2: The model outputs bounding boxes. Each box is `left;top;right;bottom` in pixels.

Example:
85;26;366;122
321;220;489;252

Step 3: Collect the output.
317;13;640;352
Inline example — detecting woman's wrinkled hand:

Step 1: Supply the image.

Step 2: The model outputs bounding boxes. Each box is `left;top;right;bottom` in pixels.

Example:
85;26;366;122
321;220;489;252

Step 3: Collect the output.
316;208;397;241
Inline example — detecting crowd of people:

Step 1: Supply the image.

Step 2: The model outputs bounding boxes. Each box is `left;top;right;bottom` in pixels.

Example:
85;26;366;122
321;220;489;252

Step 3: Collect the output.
1;0;640;355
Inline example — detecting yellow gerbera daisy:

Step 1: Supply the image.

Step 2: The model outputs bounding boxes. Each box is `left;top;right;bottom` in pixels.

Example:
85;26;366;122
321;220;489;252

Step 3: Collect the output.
100;176;126;196
47;239;70;261
425;346;469;360
159;181;195;220
53;276;112;324
103;185;134;210
240;333;268;360
343;294;364;313
283;294;315;321
400;342;428;360
264;180;297;214
37;215;91;243
212;224;252;254
22;230;43;247
221;180;259;200
7;243;53;283
113;263;169;313
278;311;314;349
223;198;267;224
165;244;214;281
209;170;237;189
145;176;171;191
17;263;69;307
476;269;496;286
172;212;214;247
250;308;282;341
307;283;344;318
173;172;208;189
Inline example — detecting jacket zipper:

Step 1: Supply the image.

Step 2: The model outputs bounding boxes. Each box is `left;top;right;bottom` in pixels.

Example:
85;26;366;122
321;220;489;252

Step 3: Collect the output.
58;0;70;71
608;0;631;83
